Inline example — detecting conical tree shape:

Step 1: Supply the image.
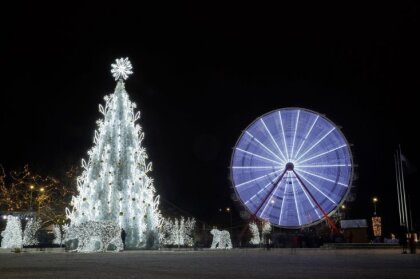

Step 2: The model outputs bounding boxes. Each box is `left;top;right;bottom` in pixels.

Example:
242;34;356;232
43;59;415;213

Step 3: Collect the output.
1;215;23;249
67;62;161;249
23;218;41;246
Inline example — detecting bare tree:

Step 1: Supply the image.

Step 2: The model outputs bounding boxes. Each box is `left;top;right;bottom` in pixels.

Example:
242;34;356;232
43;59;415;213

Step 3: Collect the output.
0;165;78;226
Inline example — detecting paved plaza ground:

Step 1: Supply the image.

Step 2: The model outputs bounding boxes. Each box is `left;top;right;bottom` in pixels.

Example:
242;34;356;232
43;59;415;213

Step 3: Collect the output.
0;248;419;278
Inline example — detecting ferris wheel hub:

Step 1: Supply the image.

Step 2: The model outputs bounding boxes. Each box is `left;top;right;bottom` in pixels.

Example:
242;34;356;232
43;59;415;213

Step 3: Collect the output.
231;107;353;228
285;162;295;171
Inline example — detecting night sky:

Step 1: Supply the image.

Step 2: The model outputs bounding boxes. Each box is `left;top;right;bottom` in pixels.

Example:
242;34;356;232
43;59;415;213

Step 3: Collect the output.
1;3;419;233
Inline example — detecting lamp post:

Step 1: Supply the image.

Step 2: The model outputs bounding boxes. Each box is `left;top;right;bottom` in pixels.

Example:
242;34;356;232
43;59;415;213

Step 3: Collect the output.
226;207;232;235
373;197;378;216
29;185;35;211
38;187;45;216
339;204;346;220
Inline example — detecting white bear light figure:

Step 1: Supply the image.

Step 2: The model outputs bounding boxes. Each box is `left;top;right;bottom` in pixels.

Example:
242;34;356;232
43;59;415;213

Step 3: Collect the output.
65;220;123;252
210;229;232;249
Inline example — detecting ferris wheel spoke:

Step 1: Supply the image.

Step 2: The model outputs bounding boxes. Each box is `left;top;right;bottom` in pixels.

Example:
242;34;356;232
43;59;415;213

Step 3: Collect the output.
235;169;282;188
291;173;302;226
278;111;290;160
295;127;336;162
232;166;280;169
245;131;285;163
259;187;278;218
295;170;337;205
295;167;348;187
235;148;283;165
292;172;322;219
260;118;288;162
259;175;285;218
297;164;351;168
278;174;289;225
293;115;319;160
244;180;275;205
296;144;347;165
254;168;288;216
290;110;300;160
293;170;338;232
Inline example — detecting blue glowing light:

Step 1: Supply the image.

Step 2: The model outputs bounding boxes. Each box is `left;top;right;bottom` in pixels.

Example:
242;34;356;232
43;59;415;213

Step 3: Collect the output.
231;108;353;228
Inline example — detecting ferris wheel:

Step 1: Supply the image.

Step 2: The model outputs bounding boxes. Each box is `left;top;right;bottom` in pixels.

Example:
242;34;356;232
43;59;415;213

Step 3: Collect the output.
230;108;353;229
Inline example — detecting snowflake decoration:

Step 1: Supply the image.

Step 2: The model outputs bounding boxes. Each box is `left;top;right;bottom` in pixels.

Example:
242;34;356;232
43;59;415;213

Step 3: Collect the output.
111;57;133;81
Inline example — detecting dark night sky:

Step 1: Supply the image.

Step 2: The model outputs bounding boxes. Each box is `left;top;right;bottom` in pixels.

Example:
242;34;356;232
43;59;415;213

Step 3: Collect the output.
1;2;419;233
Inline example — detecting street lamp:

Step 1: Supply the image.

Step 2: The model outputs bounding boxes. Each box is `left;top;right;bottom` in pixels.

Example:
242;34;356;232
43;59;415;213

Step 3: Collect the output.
29;185;35;211
226;207;232;235
38;187;45;216
373;197;378;216
337;204;346;220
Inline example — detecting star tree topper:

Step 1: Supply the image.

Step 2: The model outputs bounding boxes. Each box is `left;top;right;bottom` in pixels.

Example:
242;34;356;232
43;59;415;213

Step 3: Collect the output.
111;57;133;81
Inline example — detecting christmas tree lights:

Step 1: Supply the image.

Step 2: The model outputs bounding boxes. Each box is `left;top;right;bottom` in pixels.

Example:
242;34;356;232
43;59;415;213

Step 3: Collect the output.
66;58;161;250
22;218;41;246
1;215;23;249
52;224;63;246
249;222;260;245
210;229;232;249
160;217;196;246
65;220;123;252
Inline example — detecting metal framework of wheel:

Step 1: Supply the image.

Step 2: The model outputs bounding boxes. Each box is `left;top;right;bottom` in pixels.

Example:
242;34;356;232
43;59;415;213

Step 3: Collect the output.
230;108;353;229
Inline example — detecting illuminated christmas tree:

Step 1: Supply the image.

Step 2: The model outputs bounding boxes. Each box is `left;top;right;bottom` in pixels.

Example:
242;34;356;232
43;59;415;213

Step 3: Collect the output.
160;217;196;246
249;221;260;245
52;224;63;246
249;221;271;245
1;215;23;249
22;218;41;246
261;221;272;237
66;58;161;249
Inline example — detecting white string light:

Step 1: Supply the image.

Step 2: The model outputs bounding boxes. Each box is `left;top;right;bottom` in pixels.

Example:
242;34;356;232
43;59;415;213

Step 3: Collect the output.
66;58;161;250
0;215;23;249
65;221;123;252
210;229;232;249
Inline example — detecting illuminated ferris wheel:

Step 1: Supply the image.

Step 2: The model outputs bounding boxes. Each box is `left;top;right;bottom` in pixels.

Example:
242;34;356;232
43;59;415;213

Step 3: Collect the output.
230;108;353;229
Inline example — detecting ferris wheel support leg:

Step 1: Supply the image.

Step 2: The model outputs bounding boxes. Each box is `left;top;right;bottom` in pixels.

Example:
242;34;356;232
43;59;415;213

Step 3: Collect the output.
237;169;288;247
292;170;338;234
254;168;288;217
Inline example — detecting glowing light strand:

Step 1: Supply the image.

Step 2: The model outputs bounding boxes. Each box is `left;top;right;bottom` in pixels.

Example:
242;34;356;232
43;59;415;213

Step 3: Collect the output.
210;229;232;249
295;127;336;162
296;144;347;165
66;58;161;250
235;169;283;188
23;218;41;246
291;175;302;226
249;222;260;245
0;216;23;249
278;175;289;225
235;148;283;165
295;167;348;187
244;180;277;205
290;110;300;159
293;115;319;159
278;111;290;160
293;174;322;219
260;118;288;162
295;171;337;205
245;131;285;163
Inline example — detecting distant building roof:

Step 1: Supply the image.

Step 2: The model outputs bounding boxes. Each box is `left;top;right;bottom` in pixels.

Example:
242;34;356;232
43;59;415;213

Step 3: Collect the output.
340;219;368;229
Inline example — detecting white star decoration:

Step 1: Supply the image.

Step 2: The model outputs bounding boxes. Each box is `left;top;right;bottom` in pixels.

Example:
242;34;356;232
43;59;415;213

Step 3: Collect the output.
111;57;133;81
